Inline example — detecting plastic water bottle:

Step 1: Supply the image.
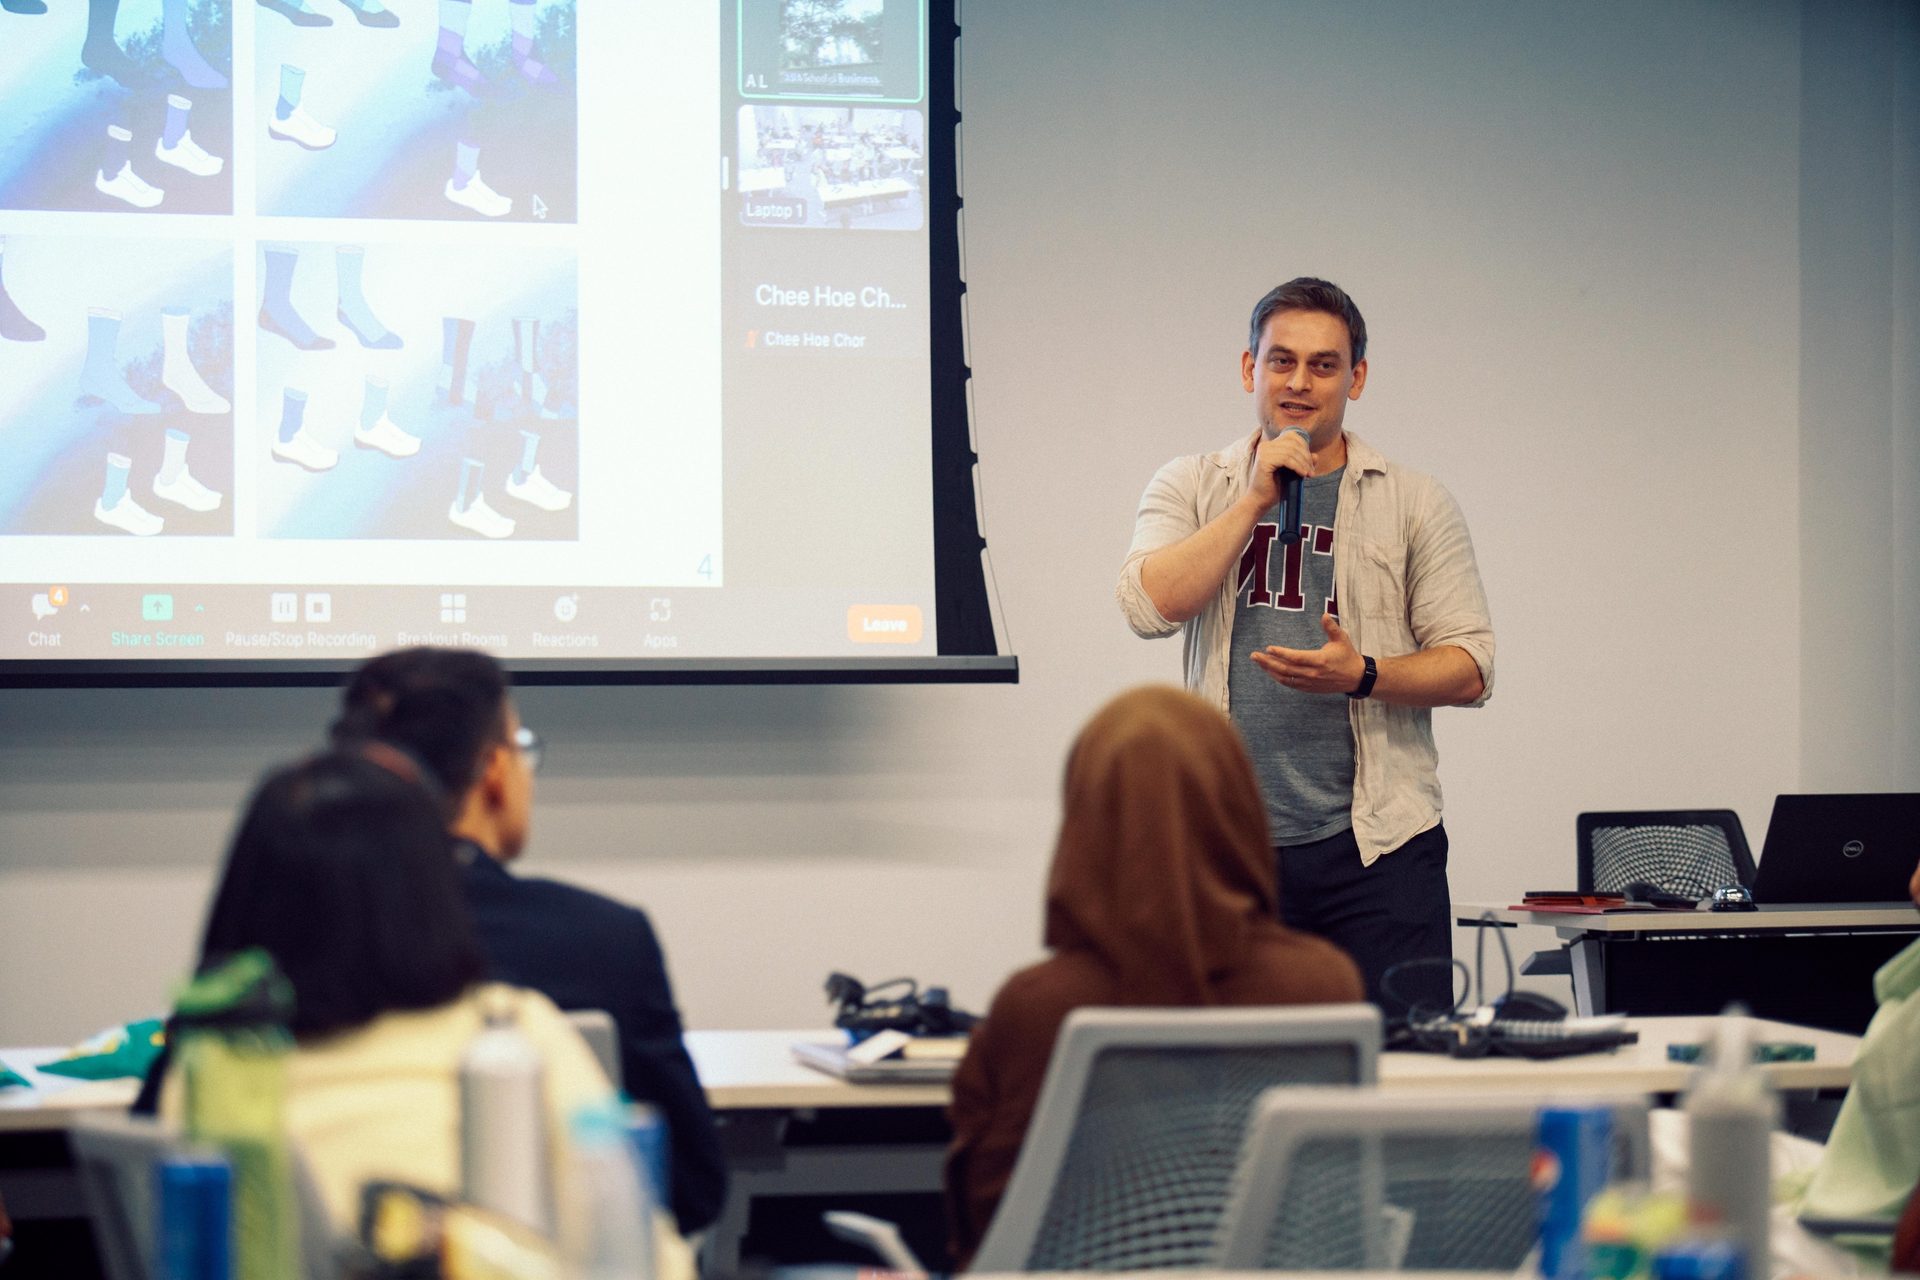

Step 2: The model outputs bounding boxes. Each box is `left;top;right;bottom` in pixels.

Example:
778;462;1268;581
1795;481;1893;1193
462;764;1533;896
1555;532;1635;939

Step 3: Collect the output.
1685;1010;1777;1280
155;1154;232;1280
459;998;555;1238
1536;1103;1614;1280
562;1101;656;1280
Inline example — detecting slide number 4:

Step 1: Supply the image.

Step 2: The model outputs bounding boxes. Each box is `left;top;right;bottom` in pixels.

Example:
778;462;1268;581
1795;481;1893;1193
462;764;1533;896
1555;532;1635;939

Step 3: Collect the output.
698;554;713;580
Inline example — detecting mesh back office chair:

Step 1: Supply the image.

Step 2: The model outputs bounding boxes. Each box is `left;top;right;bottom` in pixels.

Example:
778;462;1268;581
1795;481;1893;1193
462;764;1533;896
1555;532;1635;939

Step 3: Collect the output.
967;1004;1381;1272
70;1112;339;1280
564;1009;622;1091
1213;1087;1652;1272
1578;810;1756;902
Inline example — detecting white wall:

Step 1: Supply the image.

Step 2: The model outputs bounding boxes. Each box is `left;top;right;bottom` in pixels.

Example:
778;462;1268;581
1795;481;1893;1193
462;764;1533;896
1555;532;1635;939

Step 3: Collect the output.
2;0;1913;1044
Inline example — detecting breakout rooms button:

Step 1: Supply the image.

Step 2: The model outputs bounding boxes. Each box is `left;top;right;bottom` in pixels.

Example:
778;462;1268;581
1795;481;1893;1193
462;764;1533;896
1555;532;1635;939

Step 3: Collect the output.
847;605;923;644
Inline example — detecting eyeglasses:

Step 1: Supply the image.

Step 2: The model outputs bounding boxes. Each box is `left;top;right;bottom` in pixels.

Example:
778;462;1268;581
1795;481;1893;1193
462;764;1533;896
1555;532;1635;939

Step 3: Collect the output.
512;724;544;774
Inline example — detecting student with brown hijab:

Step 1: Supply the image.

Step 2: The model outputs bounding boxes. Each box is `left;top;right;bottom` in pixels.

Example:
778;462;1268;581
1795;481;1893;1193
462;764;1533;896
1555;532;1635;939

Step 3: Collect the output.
943;685;1365;1268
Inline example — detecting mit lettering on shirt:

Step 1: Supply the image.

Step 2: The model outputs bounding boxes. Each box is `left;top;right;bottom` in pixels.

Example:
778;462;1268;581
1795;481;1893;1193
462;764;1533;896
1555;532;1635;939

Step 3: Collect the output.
1238;522;1338;614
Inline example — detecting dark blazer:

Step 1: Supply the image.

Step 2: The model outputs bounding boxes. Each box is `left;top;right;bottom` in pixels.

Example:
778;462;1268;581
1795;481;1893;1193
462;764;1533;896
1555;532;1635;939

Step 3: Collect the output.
457;843;727;1235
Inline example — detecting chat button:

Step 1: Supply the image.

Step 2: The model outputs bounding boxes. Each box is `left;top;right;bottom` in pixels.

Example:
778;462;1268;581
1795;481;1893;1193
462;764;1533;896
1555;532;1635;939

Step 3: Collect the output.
847;605;923;644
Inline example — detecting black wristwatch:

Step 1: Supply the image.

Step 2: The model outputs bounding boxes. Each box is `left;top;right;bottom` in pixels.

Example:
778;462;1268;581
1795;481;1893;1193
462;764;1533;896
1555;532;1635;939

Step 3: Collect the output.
1347;655;1378;700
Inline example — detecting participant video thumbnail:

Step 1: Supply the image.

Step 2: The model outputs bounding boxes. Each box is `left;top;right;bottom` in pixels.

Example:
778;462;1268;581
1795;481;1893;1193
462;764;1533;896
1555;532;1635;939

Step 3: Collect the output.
738;0;924;104
252;238;578;542
0;235;234;538
736;105;924;230
255;0;576;222
0;0;234;216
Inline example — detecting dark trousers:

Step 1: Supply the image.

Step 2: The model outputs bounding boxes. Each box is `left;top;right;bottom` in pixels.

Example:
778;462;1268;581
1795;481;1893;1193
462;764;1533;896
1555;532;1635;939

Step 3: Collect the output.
1277;823;1453;1022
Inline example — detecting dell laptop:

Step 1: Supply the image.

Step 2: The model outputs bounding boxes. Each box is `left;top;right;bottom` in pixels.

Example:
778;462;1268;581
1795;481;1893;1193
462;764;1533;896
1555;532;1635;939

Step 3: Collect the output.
1750;793;1920;904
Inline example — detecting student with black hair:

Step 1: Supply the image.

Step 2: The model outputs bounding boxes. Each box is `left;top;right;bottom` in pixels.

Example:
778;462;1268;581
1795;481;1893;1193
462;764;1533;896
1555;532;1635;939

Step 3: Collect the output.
159;751;667;1255
330;647;727;1237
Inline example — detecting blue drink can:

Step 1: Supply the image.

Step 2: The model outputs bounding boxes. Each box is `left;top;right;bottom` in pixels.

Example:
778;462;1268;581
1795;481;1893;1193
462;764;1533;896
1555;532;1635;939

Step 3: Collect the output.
625;1103;670;1210
1652;1239;1745;1279
1535;1104;1613;1280
156;1155;232;1280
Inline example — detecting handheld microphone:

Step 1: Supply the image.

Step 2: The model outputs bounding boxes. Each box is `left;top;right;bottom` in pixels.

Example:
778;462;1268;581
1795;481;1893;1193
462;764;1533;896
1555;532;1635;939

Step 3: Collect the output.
1275;426;1308;545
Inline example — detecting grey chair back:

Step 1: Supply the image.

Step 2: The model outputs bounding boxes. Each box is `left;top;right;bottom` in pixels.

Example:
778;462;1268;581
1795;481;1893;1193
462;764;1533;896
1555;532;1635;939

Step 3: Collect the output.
1214;1087;1651;1272
970;1003;1380;1272
71;1111;341;1280
566;1008;622;1091
70;1112;213;1280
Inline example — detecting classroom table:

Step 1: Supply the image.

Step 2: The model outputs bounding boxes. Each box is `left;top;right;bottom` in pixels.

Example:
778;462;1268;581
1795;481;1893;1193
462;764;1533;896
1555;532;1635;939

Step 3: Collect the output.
0;1017;1863;1272
1459;901;1920;1032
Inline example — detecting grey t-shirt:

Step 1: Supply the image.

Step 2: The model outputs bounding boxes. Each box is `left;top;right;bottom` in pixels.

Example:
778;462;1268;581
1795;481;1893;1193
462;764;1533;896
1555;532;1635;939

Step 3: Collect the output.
1226;467;1355;844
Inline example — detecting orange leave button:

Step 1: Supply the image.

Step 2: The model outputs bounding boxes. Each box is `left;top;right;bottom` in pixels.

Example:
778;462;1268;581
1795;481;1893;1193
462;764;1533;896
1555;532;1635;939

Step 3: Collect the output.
847;605;924;644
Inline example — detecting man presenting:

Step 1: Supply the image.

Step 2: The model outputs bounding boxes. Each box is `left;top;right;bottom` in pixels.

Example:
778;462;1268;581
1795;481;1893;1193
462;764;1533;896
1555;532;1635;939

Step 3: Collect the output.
1116;277;1494;1018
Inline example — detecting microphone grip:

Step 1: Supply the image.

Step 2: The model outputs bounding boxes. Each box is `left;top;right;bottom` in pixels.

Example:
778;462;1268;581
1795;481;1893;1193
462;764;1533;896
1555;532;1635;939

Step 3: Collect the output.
1277;468;1304;545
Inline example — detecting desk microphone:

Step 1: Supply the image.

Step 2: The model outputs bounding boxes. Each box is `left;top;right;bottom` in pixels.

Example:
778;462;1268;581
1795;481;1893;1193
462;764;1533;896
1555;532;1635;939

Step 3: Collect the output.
1275;426;1308;545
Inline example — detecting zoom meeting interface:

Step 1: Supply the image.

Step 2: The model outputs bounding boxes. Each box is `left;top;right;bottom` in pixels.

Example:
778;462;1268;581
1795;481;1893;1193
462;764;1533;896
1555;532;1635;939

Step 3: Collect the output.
0;0;936;662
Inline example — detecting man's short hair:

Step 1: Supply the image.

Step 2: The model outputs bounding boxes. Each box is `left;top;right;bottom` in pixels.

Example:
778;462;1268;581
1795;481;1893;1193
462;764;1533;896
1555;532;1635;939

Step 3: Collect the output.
1248;277;1368;366
330;648;511;817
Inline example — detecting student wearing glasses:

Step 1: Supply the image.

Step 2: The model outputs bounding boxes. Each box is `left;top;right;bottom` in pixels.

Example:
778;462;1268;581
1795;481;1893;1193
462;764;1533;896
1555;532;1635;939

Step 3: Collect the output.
330;647;727;1238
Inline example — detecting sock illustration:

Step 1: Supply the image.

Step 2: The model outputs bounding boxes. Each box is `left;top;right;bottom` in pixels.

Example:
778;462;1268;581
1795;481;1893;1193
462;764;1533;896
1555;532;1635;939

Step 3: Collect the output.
509;0;557;85
0;241;45;342
155;95;224;177
504;428;571;511
339;0;398;28
258;245;334;351
257;0;331;27
160;308;229;413
78;308;161;414
511;315;557;415
267;64;336;150
96;124;163;209
2;0;51;14
335;246;401;349
354;376;420;457
95;452;164;535
438;316;474;404
271;386;338;471
432;0;483;94
161;0;226;88
81;0;141;86
152;427;223;511
445;139;511;218
450;456;514;538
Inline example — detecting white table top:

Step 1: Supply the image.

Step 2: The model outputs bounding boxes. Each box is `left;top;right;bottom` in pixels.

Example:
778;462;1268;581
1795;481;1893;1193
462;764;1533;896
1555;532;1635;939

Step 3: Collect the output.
685;1016;1857;1109
1458;900;1919;934
0;1046;140;1132
1;1016;1859;1133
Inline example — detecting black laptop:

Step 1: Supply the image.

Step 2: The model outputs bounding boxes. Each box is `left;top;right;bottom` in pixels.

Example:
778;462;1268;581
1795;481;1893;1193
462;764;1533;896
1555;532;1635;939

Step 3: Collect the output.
1750;793;1920;904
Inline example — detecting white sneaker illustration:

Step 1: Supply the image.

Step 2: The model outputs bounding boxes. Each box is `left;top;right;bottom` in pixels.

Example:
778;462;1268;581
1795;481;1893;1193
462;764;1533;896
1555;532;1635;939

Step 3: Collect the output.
268;106;336;150
445;172;512;218
94;493;164;536
155;132;224;177
152;468;223;512
449;493;515;538
354;414;420;458
95;162;164;209
272;428;338;471
505;465;572;512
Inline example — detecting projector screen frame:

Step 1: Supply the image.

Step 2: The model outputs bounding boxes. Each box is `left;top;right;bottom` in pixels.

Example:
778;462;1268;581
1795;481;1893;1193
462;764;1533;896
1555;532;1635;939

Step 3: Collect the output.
0;0;1013;691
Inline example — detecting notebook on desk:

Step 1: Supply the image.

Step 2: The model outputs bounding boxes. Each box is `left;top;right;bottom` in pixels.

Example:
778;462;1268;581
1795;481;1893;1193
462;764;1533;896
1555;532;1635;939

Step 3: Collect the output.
791;1031;965;1084
1750;793;1920;904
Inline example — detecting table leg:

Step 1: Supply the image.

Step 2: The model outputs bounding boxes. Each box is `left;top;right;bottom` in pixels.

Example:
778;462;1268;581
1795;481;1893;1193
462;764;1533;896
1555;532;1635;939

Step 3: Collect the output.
1570;937;1607;1015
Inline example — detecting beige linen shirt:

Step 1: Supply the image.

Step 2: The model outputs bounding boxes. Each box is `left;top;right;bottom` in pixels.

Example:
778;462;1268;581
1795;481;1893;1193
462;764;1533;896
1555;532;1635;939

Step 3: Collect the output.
1116;428;1494;866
